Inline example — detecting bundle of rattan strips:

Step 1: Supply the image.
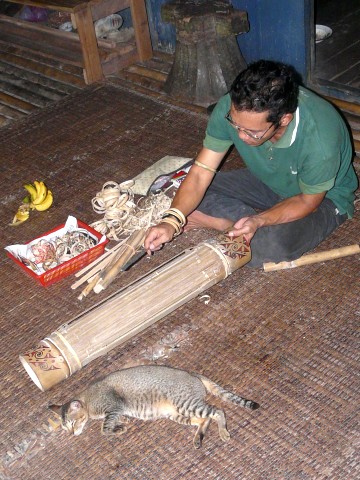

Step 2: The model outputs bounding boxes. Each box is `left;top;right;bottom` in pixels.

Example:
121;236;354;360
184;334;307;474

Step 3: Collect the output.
90;180;173;240
72;180;178;299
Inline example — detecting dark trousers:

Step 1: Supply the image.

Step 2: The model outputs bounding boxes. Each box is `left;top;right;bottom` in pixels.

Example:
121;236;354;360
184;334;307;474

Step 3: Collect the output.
197;169;347;267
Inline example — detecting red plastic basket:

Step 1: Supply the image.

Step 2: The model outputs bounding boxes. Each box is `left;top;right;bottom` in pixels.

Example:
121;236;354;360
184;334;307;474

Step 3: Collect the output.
6;220;108;286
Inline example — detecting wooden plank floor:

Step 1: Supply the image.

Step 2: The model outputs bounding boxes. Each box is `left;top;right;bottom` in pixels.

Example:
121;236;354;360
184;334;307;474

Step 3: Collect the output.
0;46;205;129
314;0;360;93
0;42;84;127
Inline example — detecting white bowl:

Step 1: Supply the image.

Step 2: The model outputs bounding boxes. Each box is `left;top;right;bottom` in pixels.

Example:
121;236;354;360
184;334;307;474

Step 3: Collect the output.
316;25;332;43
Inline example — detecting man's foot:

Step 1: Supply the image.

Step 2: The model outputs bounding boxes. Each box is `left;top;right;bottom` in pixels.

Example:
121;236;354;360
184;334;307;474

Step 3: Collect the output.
184;210;233;232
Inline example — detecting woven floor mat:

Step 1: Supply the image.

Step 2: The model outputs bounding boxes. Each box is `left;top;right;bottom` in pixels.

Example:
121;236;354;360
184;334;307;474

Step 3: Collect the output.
0;83;359;480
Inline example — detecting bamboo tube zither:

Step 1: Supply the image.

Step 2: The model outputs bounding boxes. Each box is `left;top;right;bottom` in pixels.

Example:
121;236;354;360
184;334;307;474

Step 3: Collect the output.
19;233;251;391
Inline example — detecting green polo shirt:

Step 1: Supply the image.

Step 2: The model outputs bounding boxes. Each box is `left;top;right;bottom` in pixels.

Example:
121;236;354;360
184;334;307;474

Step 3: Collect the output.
204;87;358;217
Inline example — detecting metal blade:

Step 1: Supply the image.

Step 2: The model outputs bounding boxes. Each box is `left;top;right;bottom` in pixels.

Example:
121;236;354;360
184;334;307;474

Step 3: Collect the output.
121;249;147;271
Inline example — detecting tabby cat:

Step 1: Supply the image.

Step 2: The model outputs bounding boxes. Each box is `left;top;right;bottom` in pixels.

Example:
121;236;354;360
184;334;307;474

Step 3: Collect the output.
49;365;259;449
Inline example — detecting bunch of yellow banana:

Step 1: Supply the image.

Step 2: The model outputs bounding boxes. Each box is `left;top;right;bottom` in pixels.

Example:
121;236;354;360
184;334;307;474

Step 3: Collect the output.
10;181;54;226
24;181;53;211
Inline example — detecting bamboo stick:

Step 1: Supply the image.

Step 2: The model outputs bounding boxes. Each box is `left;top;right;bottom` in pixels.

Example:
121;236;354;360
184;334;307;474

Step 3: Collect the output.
77;273;101;301
72;264;104;290
74;240;125;277
263;244;360;272
93;228;146;293
71;241;127;290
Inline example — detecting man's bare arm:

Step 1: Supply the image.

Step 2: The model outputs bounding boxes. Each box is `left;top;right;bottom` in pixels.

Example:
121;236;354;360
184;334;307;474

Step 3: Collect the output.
229;191;327;242
144;148;227;252
170;148;226;215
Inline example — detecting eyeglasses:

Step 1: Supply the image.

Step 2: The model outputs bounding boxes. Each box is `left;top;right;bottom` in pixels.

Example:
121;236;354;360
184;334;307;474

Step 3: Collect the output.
225;111;275;140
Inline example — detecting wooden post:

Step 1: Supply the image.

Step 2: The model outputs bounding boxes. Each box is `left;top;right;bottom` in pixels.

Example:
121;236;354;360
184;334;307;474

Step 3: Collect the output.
130;0;153;62
73;4;104;84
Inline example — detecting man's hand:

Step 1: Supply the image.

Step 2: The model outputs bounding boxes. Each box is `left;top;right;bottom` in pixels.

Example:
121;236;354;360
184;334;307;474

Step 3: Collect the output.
144;223;177;254
228;216;264;243
228;192;326;243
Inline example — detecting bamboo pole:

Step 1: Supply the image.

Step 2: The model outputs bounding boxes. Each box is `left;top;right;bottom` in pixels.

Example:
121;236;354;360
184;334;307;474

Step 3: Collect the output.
19;233;251;391
263;244;360;272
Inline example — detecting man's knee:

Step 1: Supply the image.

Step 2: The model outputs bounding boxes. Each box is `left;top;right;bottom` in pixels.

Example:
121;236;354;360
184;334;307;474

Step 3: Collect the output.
247;210;343;268
248;223;309;267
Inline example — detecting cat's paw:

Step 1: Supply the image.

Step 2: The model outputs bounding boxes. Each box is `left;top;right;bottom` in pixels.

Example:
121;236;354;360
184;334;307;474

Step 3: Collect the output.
112;424;128;435
193;433;203;449
219;428;231;442
102;423;127;436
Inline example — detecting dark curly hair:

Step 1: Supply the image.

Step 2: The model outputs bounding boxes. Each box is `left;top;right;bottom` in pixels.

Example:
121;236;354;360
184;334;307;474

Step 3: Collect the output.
230;60;300;124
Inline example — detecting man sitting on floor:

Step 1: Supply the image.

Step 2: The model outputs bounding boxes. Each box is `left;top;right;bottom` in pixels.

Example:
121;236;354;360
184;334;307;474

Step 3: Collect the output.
144;60;358;267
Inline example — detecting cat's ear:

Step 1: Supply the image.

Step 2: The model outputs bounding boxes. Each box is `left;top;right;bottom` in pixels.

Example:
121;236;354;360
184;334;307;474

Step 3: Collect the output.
48;404;62;418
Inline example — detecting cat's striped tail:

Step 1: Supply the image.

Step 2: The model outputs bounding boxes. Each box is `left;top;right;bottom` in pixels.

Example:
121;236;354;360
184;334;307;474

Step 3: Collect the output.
197;374;260;410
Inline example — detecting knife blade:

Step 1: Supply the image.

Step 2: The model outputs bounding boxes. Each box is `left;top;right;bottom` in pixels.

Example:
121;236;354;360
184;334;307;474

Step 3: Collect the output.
120;249;147;271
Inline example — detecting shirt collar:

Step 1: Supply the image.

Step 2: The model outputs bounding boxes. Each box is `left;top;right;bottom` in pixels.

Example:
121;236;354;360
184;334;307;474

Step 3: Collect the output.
269;107;299;149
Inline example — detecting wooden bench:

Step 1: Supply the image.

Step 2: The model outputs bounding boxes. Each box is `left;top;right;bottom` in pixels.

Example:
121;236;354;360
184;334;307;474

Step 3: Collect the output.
0;0;153;84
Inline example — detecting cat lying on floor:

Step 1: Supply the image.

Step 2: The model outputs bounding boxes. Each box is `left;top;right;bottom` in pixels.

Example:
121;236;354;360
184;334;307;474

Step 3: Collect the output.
49;364;259;449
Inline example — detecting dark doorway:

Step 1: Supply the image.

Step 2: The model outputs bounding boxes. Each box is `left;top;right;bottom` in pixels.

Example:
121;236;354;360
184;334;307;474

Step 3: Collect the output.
312;0;360;103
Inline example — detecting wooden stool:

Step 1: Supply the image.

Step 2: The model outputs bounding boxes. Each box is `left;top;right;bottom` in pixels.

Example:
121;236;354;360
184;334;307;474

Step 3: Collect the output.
161;0;249;106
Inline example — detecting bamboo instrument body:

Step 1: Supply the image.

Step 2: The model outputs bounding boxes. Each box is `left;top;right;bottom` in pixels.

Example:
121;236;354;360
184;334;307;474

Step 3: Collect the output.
19;233;251;391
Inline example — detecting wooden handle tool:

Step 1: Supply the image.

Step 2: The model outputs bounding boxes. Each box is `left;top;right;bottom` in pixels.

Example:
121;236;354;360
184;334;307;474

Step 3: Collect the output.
263;244;360;272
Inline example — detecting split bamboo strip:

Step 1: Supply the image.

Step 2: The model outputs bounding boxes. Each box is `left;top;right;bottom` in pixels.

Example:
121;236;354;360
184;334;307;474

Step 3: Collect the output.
78;273;101;301
74;238;127;278
72;265;105;290
93;228;146;292
19;233;251;391
75;241;129;289
71;237;134;290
